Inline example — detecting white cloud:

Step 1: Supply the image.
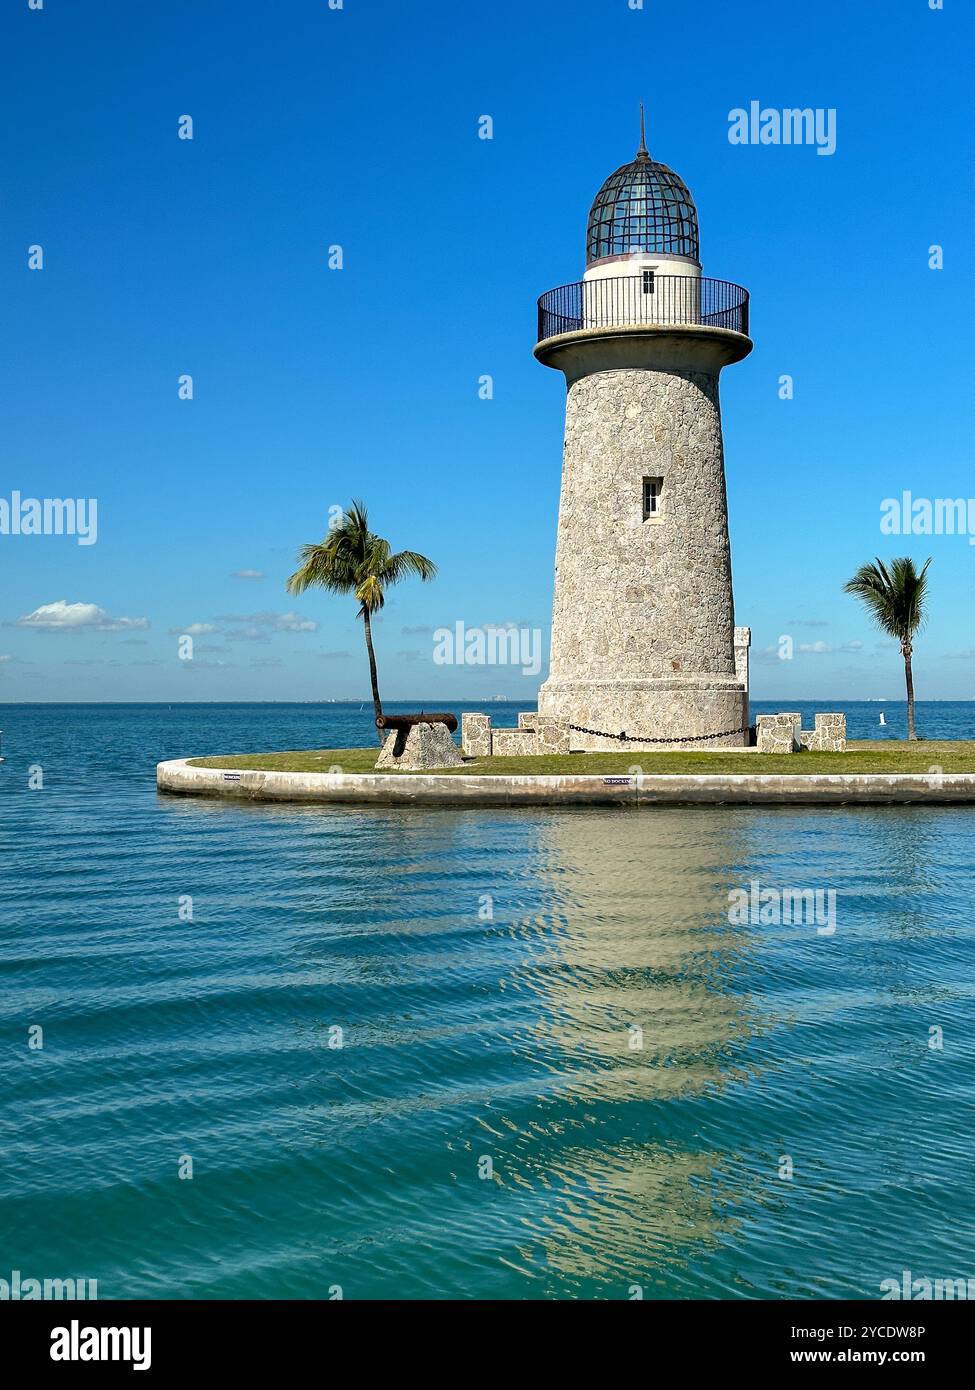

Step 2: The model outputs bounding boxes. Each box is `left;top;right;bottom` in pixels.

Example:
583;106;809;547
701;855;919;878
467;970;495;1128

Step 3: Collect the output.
13;601;150;632
232;569;265;580
0;653;13;663
754;638;865;663
797;640;864;655
218;610;317;634
168;622;220;636
271;611;317;633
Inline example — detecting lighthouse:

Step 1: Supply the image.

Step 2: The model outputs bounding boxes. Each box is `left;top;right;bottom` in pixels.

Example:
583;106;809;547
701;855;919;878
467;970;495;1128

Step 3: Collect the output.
535;112;752;750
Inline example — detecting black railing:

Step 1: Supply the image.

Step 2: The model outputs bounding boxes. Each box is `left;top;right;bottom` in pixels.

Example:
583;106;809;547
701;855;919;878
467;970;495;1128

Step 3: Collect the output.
537;275;749;342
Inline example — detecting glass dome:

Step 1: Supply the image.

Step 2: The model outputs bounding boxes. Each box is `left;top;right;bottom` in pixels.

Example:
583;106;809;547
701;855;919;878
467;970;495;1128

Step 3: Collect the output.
586;145;700;266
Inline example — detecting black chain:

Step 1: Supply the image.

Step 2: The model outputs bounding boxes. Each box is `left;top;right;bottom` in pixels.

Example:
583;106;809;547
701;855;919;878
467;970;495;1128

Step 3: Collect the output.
568;723;755;745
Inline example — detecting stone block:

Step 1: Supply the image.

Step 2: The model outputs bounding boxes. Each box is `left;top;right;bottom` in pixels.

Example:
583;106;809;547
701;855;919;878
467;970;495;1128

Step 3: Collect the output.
808;713;847;752
532;716;570;755
375;722;465;771
517;712;537;731
461;713;492;758
756;713;800;754
490;729;538;757
734;626;752;695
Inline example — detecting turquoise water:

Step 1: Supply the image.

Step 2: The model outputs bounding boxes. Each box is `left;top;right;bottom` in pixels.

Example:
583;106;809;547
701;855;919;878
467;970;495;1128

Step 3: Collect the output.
1;703;974;1300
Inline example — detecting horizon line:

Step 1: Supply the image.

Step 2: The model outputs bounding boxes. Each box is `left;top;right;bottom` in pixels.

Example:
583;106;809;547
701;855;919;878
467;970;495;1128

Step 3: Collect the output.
0;697;966;708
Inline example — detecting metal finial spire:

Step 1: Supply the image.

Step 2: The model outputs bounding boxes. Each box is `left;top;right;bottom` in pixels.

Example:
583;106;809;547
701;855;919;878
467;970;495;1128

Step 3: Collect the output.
637;103;649;159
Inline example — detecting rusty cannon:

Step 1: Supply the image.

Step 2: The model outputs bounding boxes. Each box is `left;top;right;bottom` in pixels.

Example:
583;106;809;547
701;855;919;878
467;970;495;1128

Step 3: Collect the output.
375;712;458;735
374;711;463;769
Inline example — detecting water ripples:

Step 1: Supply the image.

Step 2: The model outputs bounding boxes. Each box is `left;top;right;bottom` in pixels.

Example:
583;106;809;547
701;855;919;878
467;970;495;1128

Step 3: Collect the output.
1;705;974;1298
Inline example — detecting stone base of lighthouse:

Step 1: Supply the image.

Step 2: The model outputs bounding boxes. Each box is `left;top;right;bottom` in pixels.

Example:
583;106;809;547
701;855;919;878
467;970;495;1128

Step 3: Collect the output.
538;674;749;751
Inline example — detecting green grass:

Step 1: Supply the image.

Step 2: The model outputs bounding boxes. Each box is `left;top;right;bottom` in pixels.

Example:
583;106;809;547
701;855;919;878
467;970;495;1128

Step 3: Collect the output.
187;740;975;777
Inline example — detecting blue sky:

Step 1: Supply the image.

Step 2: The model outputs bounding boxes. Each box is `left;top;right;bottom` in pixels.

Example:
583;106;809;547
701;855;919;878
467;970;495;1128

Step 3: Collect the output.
2;0;972;703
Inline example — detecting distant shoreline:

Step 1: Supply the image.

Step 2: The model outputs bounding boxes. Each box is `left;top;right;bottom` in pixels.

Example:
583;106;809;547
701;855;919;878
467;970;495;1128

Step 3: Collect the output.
2;699;971;708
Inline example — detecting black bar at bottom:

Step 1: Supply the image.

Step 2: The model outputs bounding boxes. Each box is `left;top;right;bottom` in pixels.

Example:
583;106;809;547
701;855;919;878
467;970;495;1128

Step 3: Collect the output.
0;1298;968;1375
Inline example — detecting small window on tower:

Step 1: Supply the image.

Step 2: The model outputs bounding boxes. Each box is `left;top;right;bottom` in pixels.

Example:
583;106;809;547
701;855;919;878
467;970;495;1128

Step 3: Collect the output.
643;476;663;520
642;269;655;295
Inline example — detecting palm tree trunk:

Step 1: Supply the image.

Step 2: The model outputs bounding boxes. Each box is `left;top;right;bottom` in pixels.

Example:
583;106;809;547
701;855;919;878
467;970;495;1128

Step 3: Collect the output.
362;608;384;745
903;642;918;740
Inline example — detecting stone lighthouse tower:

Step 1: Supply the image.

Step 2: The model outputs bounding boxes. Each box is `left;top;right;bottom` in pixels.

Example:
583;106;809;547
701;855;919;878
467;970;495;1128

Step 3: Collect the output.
535;112;752;750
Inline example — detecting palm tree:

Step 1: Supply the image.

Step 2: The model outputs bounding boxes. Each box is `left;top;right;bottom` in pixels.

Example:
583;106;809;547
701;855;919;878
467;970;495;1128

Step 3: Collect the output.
844;556;931;739
286;500;437;743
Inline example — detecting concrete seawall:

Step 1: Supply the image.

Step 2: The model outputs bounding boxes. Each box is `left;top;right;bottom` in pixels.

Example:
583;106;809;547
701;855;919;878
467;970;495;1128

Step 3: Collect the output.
156;759;975;808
